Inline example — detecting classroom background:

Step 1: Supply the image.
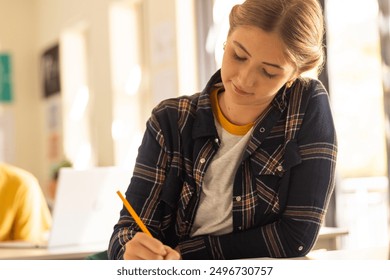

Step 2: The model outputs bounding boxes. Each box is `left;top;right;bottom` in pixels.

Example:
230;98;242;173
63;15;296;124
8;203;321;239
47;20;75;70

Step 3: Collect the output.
0;0;389;252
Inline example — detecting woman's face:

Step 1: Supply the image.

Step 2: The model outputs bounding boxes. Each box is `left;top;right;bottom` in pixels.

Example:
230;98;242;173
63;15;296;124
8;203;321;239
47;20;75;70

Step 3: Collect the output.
221;25;297;108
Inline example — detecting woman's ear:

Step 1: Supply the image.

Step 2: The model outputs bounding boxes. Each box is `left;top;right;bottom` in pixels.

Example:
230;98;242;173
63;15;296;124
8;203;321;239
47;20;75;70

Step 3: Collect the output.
286;80;294;88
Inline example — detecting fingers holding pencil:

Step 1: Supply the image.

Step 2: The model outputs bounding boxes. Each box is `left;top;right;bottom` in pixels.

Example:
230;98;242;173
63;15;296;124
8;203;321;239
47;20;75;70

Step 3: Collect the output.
124;232;167;260
116;191;181;260
124;232;180;260
116;191;152;237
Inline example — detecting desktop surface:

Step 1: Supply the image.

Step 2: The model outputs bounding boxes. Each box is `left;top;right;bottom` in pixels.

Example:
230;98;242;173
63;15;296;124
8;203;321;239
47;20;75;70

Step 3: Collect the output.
0;242;107;260
1;244;388;260
306;246;389;260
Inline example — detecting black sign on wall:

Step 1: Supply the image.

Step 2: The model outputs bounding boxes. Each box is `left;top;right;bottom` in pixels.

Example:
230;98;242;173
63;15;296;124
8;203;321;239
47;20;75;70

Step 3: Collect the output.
41;44;61;98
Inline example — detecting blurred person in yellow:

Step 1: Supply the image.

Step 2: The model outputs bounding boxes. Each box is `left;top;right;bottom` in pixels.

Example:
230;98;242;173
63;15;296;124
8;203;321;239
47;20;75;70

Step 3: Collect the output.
0;162;52;242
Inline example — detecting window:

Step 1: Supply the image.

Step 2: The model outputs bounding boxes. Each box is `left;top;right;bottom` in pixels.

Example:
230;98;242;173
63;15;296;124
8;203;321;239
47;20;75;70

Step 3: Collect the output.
327;0;386;178
326;0;389;249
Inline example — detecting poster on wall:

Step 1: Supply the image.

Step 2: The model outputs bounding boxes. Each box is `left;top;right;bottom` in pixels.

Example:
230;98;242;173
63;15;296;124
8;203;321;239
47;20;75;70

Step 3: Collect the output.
41;44;64;184
46;95;62;162
41;44;61;98
0;53;13;103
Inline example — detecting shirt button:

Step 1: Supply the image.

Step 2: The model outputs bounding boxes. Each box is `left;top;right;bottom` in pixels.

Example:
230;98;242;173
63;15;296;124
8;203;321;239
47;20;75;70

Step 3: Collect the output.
277;165;283;172
298;246;304;251
214;138;219;144
200;158;206;164
260;127;265;133
235;196;242;202
238;226;242;230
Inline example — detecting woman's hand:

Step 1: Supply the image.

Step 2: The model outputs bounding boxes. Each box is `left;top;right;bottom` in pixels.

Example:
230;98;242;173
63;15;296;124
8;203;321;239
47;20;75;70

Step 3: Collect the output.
123;232;181;260
164;245;181;260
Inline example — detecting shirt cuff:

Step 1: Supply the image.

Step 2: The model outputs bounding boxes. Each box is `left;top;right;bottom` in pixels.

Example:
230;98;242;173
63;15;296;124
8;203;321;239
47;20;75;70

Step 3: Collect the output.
178;236;224;260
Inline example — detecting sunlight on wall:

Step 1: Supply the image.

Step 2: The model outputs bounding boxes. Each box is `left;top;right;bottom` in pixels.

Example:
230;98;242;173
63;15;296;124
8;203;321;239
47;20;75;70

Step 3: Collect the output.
175;0;198;94
60;23;93;169
109;0;144;169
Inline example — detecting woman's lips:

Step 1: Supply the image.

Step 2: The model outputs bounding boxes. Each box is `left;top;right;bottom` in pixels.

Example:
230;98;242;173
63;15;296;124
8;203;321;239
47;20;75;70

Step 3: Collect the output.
232;83;252;96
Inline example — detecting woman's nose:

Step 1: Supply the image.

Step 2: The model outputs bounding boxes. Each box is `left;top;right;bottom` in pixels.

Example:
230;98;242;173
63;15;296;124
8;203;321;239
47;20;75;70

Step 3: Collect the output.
237;66;256;88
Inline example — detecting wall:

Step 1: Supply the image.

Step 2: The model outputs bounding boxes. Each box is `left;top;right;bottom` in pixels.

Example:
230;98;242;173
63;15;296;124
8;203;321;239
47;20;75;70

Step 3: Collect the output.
0;0;42;180
36;0;115;172
0;0;181;192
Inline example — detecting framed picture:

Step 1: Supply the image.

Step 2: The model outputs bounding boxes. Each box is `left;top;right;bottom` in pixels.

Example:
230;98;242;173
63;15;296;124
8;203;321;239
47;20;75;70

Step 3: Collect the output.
41;44;61;98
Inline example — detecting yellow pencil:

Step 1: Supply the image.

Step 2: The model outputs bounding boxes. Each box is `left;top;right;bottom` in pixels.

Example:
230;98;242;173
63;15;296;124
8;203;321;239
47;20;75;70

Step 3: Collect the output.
116;190;153;237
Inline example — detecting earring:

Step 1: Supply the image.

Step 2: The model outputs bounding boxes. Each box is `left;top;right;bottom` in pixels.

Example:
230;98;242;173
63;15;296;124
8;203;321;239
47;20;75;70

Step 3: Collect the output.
223;41;226;50
286;80;294;88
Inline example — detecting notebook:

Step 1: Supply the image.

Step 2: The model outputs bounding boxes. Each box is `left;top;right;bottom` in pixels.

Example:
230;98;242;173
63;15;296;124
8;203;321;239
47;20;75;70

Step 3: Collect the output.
0;166;131;248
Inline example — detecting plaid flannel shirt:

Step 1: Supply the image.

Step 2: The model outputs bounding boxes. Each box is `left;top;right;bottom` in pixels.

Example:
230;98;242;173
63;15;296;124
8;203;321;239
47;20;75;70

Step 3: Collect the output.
108;70;337;260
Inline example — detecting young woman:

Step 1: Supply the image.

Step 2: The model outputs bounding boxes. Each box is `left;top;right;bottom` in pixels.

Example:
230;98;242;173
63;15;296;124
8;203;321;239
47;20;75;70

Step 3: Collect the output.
108;0;337;260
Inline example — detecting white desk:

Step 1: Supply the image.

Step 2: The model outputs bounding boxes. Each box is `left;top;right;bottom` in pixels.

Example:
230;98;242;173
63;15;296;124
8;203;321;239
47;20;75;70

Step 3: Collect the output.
0;242;107;260
0;227;352;260
313;226;349;250
306;246;389;260
1;243;388;260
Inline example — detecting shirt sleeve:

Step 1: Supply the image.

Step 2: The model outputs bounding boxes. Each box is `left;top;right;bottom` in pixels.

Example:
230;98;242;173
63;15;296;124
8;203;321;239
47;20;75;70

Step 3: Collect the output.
14;175;52;242
178;81;338;259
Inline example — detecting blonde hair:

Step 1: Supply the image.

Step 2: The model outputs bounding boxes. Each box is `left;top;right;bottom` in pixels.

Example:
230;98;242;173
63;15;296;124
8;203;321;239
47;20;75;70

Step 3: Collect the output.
228;0;325;75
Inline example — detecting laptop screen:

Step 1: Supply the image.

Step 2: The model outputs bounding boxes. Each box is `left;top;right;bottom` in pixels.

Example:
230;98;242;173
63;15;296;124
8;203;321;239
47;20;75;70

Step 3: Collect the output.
48;166;131;247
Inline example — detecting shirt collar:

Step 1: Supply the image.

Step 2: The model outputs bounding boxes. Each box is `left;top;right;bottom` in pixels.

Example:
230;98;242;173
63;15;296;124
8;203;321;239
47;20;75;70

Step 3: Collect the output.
192;70;222;139
192;69;292;139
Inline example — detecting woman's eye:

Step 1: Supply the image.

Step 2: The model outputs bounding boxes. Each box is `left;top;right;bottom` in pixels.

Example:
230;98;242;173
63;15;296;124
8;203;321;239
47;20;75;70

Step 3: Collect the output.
232;52;246;61
262;69;277;79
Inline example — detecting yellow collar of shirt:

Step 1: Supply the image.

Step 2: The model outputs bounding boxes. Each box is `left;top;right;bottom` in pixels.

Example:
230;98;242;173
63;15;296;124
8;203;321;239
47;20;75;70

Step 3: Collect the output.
210;88;254;136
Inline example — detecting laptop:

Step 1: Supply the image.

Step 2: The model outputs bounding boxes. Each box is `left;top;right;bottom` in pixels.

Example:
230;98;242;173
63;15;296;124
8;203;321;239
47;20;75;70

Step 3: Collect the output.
0;166;131;248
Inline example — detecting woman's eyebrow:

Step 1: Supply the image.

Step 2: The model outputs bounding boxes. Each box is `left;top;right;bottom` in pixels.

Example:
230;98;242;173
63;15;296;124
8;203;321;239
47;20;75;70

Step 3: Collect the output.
232;40;284;70
233;40;251;57
263;62;284;70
